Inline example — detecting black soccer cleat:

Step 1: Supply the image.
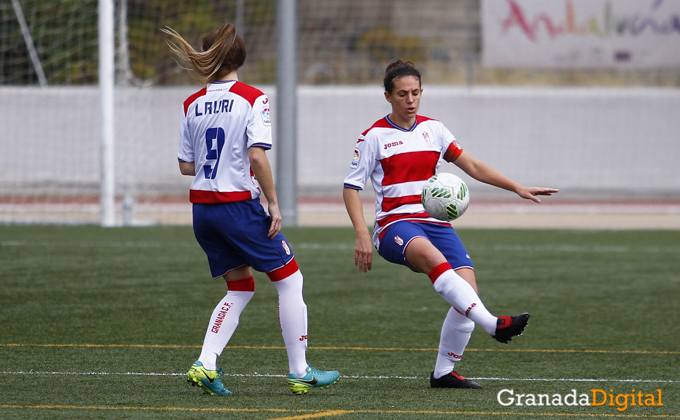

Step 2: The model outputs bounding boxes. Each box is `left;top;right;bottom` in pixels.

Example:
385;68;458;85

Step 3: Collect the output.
430;371;482;389
493;312;530;344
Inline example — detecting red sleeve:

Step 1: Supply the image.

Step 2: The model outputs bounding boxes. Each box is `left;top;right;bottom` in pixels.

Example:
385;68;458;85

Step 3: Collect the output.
183;87;207;116
229;81;264;106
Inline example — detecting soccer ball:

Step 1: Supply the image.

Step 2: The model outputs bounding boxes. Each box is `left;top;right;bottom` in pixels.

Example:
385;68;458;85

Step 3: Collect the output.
421;172;470;221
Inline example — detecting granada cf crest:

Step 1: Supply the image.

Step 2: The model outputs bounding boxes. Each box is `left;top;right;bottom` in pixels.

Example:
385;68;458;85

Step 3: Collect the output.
422;131;433;148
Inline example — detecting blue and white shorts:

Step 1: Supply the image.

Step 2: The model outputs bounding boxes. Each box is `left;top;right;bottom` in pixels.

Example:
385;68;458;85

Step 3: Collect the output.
192;199;294;278
378;221;473;271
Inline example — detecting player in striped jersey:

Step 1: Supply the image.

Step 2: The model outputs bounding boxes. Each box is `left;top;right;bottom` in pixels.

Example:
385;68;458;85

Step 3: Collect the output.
343;60;558;389
164;23;339;396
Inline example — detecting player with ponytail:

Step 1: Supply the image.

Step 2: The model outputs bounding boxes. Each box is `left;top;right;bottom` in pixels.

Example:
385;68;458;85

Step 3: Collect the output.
165;22;339;396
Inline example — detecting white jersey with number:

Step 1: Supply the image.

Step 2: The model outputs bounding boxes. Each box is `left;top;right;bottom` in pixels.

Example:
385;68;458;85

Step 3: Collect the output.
178;80;272;204
343;115;464;248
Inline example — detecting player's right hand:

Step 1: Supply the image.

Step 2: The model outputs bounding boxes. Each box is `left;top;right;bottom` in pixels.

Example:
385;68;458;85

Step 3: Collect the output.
267;203;282;238
354;234;373;273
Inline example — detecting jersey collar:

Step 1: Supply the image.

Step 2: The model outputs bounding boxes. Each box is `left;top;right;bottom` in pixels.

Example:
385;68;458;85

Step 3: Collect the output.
385;115;418;132
209;80;237;86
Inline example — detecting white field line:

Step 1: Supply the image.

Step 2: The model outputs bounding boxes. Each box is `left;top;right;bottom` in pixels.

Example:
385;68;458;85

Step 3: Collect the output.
0;371;677;383
3;240;679;255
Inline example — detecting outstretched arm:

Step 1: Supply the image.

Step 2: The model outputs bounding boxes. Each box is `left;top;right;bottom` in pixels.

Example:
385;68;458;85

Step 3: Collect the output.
452;151;558;203
343;187;373;273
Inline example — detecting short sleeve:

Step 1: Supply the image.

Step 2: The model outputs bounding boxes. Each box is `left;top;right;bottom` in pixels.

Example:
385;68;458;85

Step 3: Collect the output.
440;124;463;162
177;105;194;163
343;136;375;191
247;94;273;150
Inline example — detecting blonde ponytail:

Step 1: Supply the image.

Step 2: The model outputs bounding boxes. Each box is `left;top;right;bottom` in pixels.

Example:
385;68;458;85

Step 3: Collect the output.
162;23;246;84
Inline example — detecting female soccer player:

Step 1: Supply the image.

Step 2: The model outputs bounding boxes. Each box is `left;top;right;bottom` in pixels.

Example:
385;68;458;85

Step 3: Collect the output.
164;22;339;396
343;60;558;389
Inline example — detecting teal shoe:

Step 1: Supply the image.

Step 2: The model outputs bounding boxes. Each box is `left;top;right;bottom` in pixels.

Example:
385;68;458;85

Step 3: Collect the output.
287;366;340;394
187;361;232;396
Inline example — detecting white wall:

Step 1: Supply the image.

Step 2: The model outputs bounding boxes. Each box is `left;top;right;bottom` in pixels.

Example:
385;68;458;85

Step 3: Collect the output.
1;85;679;198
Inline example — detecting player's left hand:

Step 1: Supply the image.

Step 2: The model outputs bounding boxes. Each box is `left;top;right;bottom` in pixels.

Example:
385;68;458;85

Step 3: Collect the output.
517;187;559;203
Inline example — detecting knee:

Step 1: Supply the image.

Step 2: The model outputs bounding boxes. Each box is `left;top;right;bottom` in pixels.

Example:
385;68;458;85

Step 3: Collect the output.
433;274;455;296
405;238;447;273
274;270;304;297
444;311;475;333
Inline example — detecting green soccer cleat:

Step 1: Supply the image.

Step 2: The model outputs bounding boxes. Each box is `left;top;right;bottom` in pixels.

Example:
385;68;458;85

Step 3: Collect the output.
187;361;232;396
287;366;340;394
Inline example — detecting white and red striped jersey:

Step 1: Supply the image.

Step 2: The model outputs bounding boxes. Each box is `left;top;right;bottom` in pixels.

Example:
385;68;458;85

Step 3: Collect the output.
178;80;272;204
344;115;464;248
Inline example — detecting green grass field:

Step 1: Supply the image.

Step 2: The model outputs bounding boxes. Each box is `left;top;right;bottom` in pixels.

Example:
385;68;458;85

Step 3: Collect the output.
1;225;678;419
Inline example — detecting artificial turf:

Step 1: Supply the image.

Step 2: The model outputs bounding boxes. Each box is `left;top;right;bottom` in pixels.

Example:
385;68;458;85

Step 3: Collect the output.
1;226;678;419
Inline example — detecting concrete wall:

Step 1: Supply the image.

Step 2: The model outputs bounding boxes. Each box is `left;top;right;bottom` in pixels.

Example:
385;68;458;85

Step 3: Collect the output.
1;85;679;199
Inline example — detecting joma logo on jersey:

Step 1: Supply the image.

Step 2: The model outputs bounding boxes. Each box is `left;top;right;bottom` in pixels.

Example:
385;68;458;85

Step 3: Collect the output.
384;141;403;150
299;335;308;341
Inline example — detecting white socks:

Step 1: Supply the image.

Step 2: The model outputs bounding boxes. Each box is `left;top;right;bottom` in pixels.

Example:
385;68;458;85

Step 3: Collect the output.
197;261;310;378
433;307;474;379
272;269;309;378
429;263;498;335
198;288;254;370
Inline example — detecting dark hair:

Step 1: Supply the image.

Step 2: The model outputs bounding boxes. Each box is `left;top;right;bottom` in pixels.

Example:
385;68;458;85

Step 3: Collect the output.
162;22;246;84
201;25;246;72
383;60;421;94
